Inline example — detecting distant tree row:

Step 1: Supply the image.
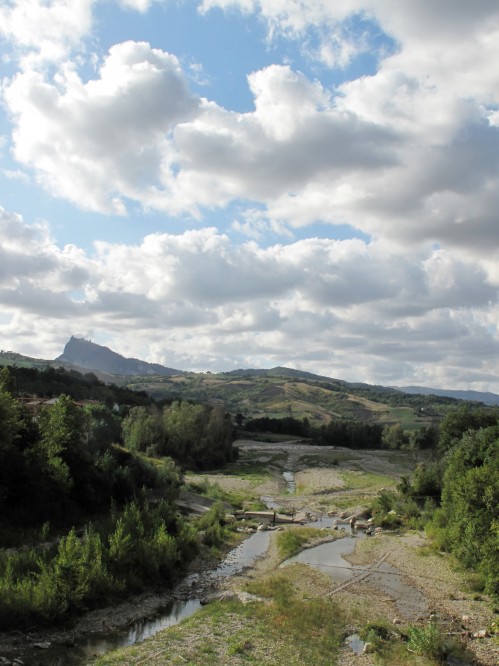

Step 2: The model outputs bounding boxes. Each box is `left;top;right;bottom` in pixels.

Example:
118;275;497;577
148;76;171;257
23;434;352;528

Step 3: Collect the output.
6;365;152;407
243;415;310;437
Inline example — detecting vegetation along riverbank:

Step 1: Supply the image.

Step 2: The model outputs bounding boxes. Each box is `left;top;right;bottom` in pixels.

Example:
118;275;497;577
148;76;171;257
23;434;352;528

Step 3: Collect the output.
0;364;497;664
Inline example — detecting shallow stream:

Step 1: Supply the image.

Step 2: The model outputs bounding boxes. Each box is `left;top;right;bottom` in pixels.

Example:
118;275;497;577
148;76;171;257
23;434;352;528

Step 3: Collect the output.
13;483;426;665
15;530;272;665
282;532;428;620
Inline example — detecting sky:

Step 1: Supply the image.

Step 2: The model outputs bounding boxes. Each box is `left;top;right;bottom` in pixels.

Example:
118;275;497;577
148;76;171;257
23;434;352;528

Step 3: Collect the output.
1;1;499;392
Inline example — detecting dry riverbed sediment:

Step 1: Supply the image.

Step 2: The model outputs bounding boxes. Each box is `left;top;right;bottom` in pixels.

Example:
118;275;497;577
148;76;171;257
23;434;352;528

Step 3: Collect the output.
2;441;496;665
91;442;498;665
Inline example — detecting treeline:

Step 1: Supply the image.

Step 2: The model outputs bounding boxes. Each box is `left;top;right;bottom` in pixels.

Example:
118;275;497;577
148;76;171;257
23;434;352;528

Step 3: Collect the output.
244;416;311;437
242;415;392;450
7;364;152;407
315;421;384;449
370;406;499;600
243;416;385;450
241;405;499;452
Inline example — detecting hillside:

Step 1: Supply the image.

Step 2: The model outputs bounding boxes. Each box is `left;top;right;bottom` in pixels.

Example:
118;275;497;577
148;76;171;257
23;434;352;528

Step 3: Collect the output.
2;338;498;429
127;371;463;429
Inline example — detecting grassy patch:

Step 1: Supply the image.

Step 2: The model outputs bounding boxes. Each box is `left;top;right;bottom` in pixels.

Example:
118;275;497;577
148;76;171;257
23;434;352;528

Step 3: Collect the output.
94;577;345;666
296;451;359;467
185;478;245;509
275;527;329;560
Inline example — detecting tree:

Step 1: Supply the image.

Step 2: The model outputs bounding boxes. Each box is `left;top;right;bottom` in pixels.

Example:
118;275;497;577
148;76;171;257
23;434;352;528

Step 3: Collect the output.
122;406;164;454
438;405;499;453
440;426;499;597
382;424;408;449
0;370;24;511
37;395;86;492
84;403;122;453
409;425;439;450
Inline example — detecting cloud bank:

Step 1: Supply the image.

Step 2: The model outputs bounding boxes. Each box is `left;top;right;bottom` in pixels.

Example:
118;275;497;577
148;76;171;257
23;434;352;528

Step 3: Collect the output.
1;206;498;390
0;1;498;390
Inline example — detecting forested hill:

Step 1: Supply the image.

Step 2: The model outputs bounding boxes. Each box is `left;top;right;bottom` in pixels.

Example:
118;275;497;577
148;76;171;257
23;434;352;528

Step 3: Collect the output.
5;364;152;407
2;341;499;427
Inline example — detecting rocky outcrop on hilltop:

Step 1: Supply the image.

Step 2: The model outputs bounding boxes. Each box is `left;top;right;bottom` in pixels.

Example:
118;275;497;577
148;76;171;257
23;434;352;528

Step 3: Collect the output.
56;336;181;377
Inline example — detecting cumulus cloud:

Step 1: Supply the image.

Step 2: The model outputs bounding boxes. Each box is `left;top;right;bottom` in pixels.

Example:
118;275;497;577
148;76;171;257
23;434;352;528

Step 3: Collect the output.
2;2;499;390
4;41;200;214
0;1;165;64
4;9;499;254
1;206;498;389
0;0;94;64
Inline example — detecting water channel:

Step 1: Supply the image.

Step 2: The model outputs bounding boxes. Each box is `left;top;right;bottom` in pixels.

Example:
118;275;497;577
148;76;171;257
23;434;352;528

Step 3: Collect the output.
17;530;272;665
11;469;429;665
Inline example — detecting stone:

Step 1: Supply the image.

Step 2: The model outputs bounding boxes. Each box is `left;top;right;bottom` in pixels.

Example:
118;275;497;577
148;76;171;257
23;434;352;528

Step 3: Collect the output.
392;618;402;625
472;629;489;639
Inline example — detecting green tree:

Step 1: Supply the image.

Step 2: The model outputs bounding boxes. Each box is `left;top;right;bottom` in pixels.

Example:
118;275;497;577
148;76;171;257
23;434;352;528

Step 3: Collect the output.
84;403;121;453
37;395;86;492
122;406;164;453
0;371;24;512
438;405;499;453
440;426;499;597
382;423;408;449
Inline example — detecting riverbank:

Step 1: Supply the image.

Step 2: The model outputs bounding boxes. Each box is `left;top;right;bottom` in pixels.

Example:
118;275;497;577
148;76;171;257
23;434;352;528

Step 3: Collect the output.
91;442;497;666
92;527;498;666
2;442;496;665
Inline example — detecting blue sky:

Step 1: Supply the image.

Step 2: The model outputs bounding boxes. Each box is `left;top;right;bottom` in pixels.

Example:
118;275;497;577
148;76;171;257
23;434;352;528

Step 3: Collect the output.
1;0;499;391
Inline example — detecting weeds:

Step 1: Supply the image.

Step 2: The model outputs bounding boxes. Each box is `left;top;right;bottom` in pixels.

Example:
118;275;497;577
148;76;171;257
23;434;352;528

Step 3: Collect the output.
406;622;447;661
275;527;325;560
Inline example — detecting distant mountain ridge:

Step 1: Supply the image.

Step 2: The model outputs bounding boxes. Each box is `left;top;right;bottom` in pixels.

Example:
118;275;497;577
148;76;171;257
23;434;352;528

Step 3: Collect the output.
394;385;499;406
56;336;181;377
2;337;499;406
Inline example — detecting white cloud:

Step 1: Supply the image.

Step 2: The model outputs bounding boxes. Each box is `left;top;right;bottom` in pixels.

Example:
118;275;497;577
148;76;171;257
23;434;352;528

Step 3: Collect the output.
1;2;499;391
0;0;95;64
4;41;200;214
1;205;498;390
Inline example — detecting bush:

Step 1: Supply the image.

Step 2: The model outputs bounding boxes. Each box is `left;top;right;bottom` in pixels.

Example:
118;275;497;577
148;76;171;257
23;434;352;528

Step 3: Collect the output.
406;622;446;661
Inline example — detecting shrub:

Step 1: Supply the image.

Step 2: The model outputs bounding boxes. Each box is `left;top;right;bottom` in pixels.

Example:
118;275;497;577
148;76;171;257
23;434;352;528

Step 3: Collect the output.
407;622;446;661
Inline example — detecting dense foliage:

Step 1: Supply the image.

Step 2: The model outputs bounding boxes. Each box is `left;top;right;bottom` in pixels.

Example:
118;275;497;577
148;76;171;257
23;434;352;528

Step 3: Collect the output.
122;400;236;468
371;407;499;600
0;373;174;530
0;498;200;628
0;367;234;628
438;426;499;597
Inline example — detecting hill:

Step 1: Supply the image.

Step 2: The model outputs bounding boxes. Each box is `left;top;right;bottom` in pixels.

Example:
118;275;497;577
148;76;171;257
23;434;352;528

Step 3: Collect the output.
129;370;465;429
395;385;499;406
56;336;182;377
2;338;499;428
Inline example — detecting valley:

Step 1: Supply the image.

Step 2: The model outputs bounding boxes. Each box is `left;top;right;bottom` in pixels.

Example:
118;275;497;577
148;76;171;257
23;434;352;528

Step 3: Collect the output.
89;440;497;666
